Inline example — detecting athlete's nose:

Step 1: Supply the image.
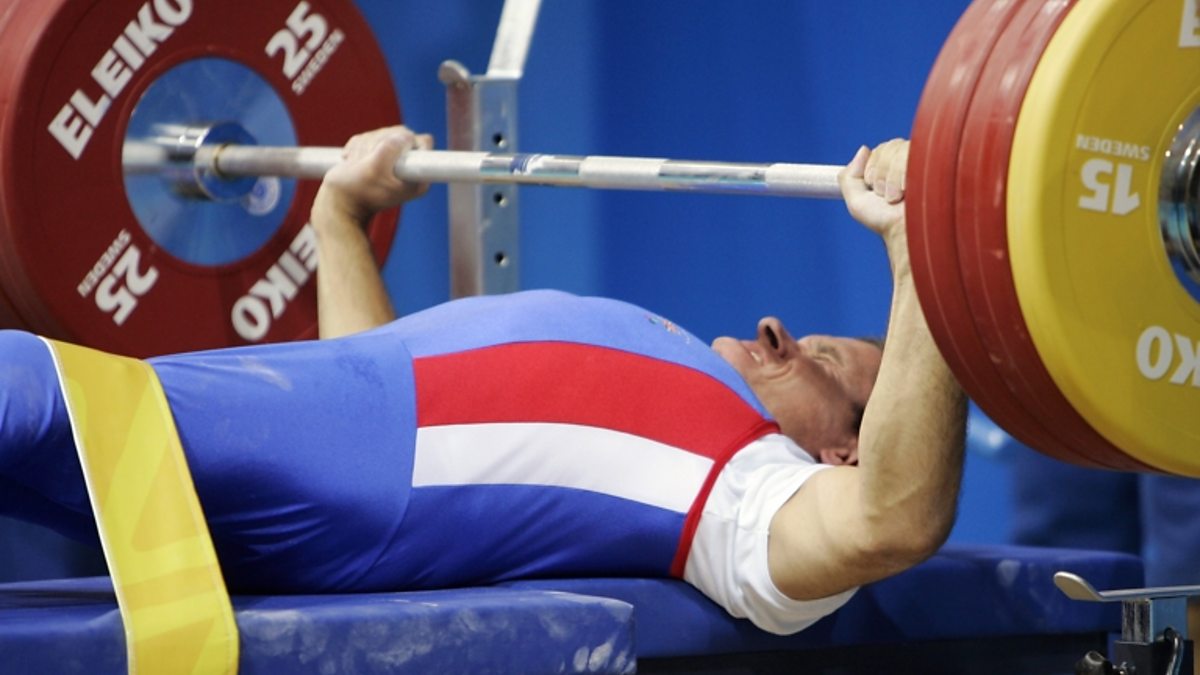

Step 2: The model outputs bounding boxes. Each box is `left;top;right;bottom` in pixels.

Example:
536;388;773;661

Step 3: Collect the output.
757;317;792;359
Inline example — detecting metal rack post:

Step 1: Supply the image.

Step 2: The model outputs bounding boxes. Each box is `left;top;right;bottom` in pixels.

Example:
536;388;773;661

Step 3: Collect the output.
441;0;541;298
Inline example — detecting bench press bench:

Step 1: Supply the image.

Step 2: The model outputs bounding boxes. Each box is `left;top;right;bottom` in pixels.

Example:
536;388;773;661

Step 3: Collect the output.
0;544;1139;674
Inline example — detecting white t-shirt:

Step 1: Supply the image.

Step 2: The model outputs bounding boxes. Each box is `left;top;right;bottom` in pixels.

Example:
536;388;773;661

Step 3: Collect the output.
684;433;858;635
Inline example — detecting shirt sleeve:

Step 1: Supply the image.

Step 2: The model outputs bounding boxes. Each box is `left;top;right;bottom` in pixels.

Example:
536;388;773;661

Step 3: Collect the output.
683;434;858;635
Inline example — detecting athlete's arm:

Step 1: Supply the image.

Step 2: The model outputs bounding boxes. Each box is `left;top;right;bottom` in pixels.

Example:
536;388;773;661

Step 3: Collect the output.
767;140;968;600
311;126;433;339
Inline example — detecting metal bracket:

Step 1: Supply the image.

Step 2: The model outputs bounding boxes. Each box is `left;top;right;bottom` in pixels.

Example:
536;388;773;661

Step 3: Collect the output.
440;0;541;298
1056;571;1195;674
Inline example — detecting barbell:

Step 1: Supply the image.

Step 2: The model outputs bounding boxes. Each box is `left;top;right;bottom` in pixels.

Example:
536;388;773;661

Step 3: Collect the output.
121;128;846;198
0;0;1198;475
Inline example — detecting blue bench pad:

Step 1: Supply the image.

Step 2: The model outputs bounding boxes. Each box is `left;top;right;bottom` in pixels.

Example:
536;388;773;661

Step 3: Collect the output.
0;582;635;674
0;544;1141;673
504;544;1142;658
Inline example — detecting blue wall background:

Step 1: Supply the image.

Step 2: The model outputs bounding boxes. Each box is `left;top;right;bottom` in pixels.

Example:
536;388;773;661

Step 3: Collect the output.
356;0;1012;546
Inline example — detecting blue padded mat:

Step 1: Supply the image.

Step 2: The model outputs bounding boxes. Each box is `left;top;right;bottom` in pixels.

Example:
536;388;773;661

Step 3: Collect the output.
0;544;1140;674
505;544;1142;658
0;580;635;674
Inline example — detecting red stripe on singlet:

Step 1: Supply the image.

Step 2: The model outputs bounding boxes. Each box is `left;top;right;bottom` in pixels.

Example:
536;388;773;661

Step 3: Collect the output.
413;342;781;575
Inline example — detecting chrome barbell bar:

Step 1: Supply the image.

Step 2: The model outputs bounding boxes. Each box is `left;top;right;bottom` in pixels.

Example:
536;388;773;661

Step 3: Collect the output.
121;123;844;200
215;146;845;199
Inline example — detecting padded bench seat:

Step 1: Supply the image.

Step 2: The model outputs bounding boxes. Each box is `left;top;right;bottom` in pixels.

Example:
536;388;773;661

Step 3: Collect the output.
0;544;1141;674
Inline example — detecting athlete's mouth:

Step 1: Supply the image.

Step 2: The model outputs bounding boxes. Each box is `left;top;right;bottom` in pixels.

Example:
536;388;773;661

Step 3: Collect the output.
742;340;763;365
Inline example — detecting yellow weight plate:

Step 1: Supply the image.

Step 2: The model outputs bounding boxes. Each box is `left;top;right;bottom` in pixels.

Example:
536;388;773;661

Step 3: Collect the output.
1009;0;1200;475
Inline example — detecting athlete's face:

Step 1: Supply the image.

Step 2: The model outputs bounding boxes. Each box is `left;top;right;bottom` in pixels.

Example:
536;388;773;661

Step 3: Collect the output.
712;317;882;465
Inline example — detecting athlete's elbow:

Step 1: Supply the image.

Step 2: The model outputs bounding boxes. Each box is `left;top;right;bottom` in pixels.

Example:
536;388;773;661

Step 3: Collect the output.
856;511;954;572
902;517;954;564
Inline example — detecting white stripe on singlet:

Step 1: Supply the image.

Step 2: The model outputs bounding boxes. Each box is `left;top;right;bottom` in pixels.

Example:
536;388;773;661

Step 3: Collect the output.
414;422;714;514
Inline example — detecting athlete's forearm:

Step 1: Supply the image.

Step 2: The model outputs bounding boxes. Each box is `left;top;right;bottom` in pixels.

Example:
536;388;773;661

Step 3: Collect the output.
854;239;966;560
311;196;395;339
309;127;432;339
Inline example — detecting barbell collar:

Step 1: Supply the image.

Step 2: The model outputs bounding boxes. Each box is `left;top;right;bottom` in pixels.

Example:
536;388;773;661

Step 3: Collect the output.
1160;107;1200;297
122;122;259;202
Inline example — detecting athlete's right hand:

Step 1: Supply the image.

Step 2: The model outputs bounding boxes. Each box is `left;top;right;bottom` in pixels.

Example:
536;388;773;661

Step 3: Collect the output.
315;126;434;226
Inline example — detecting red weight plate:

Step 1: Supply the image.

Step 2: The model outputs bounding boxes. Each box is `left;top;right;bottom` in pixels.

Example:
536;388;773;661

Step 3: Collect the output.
0;0;401;356
0;256;30;331
0;4;57;335
955;0;1151;470
0;190;29;329
908;0;1071;455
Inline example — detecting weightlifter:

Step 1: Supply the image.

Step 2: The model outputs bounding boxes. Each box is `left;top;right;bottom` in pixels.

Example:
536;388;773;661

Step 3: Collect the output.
0;127;966;635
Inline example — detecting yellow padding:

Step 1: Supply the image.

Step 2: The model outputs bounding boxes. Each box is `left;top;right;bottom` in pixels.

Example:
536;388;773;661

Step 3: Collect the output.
45;339;238;675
